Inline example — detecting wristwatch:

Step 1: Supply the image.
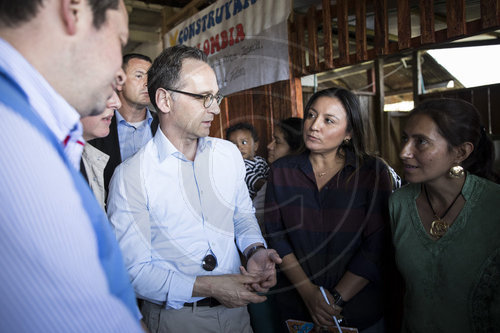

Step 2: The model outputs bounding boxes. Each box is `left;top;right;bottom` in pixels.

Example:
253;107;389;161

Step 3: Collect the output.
245;245;266;261
332;289;346;307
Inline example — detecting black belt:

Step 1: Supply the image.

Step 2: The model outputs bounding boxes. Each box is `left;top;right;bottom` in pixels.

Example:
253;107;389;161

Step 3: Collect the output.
184;297;221;307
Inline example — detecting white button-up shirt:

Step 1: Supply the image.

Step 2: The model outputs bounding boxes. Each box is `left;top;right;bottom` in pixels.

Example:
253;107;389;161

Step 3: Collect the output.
107;128;265;309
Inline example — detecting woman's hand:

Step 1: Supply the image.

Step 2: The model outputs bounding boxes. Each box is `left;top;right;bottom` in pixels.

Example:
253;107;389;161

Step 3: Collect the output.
300;285;342;328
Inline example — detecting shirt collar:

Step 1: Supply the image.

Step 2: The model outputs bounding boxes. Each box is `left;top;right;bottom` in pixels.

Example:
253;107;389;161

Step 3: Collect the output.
0;38;81;143
115;108;154;126
154;129;213;163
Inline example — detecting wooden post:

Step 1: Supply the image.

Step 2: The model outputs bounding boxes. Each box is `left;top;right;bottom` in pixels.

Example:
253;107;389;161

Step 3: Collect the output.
397;0;412;50
355;0;368;62
322;0;334;69
307;6;319;72
374;0;389;55
420;0;436;44
412;50;423;105
374;57;387;155
447;0;466;38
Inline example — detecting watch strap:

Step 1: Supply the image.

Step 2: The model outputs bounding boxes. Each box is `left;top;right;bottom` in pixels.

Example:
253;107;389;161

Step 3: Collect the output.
332;289;346;307
245;245;266;261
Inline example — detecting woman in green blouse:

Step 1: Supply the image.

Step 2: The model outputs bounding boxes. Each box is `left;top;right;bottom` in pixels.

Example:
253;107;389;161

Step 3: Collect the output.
389;98;500;333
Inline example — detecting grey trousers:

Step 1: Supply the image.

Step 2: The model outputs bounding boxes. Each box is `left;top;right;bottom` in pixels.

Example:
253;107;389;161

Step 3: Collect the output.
142;300;253;333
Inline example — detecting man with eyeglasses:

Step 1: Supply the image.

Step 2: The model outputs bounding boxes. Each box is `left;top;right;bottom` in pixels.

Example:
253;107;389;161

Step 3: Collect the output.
107;44;282;332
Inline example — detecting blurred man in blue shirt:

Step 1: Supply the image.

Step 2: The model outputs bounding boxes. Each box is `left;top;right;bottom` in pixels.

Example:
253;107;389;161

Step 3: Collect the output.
0;0;142;331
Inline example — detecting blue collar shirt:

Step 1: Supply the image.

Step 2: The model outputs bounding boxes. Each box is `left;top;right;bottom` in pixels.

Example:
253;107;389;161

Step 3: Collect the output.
116;108;154;161
107;128;265;309
0;38;84;169
0;38;140;331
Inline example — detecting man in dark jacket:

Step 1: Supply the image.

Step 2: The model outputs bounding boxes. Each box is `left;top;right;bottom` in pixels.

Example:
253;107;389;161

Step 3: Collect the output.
90;53;159;199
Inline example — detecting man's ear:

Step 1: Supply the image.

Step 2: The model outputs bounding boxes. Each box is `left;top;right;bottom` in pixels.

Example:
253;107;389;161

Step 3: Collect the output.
155;88;172;115
61;0;81;35
455;142;474;163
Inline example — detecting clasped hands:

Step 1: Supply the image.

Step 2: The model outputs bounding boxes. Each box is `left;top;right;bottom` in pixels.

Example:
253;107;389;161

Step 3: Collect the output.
241;247;282;292
210;248;281;308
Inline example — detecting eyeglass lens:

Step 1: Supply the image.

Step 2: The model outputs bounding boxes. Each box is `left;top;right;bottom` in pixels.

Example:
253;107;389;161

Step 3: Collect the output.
204;94;223;108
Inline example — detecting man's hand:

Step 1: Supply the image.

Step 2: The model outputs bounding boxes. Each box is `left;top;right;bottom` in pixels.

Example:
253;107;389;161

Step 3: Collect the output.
193;274;267;308
242;248;282;292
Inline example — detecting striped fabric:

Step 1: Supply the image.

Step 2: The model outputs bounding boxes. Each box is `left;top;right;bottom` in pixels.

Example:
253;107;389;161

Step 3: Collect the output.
244;156;269;198
0;38;141;332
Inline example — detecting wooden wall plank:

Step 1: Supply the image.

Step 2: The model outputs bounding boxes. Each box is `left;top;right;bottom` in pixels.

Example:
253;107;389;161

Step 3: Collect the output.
374;0;389;55
307;6;319;72
288;19;299;78
296;14;307;75
397;0;412;49
322;0;334;69
480;0;500;29
447;0;466;38
420;0;436;44
355;0;368;62
337;0;350;65
490;85;500;135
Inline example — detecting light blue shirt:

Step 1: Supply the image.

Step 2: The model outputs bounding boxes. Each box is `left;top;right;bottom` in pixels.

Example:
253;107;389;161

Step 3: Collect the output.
116;108;154;161
0;38;84;170
0;38;141;332
108;128;266;309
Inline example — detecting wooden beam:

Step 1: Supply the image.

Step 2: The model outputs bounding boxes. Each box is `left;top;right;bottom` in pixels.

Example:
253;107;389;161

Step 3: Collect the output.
322;0;334;69
129;29;160;43
297;14;307;75
412;50;422;105
420;0;436;44
355;0;368;62
374;57;386;155
374;0;389;55
447;0;466;38
307;6;319;72
397;0;412;50
337;0;350;65
481;0;500;29
162;0;205;33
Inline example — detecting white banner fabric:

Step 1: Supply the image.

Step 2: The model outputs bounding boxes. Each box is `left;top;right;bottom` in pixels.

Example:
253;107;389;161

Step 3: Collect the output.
164;0;292;96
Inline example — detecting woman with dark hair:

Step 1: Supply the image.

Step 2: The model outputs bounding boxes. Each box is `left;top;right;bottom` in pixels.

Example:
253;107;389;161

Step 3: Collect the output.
265;87;393;332
267;117;304;164
390;98;500;333
254;117;303;229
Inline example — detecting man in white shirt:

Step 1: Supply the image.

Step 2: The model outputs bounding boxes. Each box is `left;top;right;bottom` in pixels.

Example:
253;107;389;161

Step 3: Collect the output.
108;44;282;332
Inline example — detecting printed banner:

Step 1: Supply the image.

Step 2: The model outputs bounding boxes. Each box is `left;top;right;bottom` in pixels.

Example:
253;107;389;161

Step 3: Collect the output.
164;0;292;96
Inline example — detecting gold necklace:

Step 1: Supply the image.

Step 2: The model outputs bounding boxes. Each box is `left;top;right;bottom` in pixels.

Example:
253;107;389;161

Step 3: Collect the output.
317;170;329;177
315;166;336;178
424;185;462;239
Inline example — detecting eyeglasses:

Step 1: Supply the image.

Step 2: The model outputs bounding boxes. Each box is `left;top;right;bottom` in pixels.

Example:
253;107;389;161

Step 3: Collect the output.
167;88;223;108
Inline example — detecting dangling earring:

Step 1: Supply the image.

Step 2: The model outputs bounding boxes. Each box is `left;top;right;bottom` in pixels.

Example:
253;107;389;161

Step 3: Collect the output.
448;165;464;178
343;138;350;145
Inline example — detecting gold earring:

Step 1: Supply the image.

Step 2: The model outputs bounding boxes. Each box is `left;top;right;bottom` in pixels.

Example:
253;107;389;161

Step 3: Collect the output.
448;165;464;178
343;138;350;145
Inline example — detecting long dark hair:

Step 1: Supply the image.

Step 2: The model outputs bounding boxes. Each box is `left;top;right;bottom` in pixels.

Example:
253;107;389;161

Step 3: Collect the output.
410;98;499;183
303;87;367;160
276;117;303;153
